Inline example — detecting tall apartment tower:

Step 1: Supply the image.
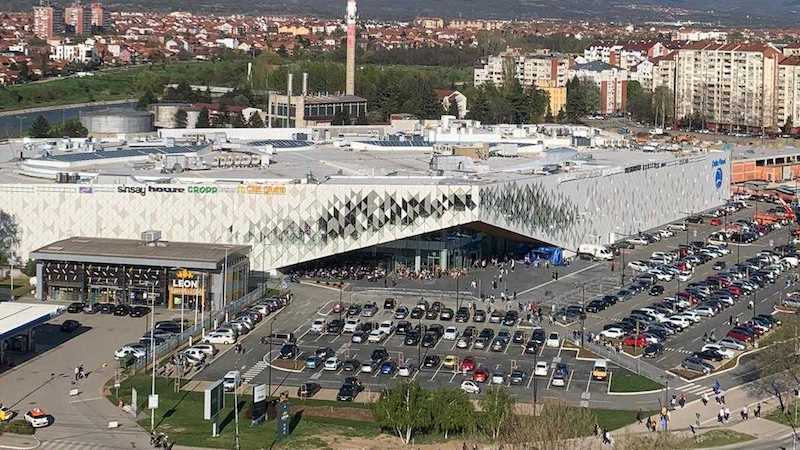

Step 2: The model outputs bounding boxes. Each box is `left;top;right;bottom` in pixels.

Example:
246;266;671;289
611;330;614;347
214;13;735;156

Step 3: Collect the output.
90;1;107;29
33;1;64;40
64;1;91;35
345;0;357;95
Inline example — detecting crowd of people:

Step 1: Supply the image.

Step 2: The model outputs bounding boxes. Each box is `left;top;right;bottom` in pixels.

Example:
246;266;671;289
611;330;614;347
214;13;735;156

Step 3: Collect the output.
287;262;388;282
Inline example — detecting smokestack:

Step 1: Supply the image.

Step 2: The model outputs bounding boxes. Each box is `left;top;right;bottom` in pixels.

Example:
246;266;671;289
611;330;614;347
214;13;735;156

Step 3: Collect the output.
345;0;357;95
302;72;308;96
287;73;293;97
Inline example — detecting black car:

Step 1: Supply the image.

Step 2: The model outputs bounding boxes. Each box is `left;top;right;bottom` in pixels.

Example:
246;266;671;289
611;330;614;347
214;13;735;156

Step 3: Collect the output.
524;340;539;354
440;308;454;321
342;359;360;372
512;330;526;344
503;311;519;326
687;215;704;223
327;319;344;334
428;324;444;338
430;302;443;313
423;355;441;368
455;307;470;322
404;331;421;346
129;306;151;317
425;309;439;320
421;333;438;348
346;304;361;317
643;343;664;358
60;319;80;332
113;304;130;316
410;307;425;319
648;285;665;296
156;321;182;334
602;295;619;306
99;303;115;314
489;310;504;323
473;309;487;322
337;383;358;402
371;348;389;363
67;302;86;313
395;320;412;335
298;382;321;399
279;343;298;359
531;328;546;345
383;298;396;310
695;349;724;362
586;299;606;313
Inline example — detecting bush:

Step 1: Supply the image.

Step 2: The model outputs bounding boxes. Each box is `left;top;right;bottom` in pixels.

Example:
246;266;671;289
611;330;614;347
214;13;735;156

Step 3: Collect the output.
4;420;35;435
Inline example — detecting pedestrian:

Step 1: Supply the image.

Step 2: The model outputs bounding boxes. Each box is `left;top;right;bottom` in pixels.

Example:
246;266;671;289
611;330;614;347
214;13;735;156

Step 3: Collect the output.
703;331;709;342
702;392;709;406
690;424;698;442
78;364;84;379
742;405;749;420
636;409;643;424
721;393;726;405
602;429;613;446
645;416;653;432
755;403;762;418
679;394;687;409
718;408;725;423
74;366;79;381
593;423;600;438
724;406;731;422
513;291;517;301
735;317;740;326
671;394;677;410
748;300;754;310
729;315;734;326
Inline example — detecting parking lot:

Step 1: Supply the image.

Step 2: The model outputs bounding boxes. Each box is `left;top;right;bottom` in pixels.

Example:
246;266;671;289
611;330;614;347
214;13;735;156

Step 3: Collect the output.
192;197;798;406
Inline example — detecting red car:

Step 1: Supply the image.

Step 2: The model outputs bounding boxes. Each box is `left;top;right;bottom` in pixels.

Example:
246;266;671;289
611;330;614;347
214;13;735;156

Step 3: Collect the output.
332;302;344;313
472;368;489;383
727;286;742;296
460;357;476;372
710;218;722;226
726;330;752;343
623;335;648;348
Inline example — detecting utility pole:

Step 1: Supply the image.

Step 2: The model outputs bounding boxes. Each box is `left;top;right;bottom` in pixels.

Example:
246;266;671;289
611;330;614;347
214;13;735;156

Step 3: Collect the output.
149;283;156;432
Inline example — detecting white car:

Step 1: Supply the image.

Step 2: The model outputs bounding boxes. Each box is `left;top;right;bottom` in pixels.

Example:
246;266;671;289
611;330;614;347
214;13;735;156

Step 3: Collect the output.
628;260;650;272
183;348;207;363
534;361;549;377
491;373;505;384
378;320;394;335
677;271;692;282
223;370;240;391
600;328;625;339
114;344;147;360
627;236;649;245
545;332;560;348
651;270;673;282
360;361;374;373
701;343;735;359
666;316;691;329
323;356;340;371
343;319;360;333
658;229;675;238
24;408;50;428
667;223;687;231
693;306;716;317
460;380;481;394
707;245;730;255
443;326;458;341
677;311;702;323
188;344;217;357
398;365;412;377
203;331;237;345
651;252;676;263
311;319;327;333
367;329;386;343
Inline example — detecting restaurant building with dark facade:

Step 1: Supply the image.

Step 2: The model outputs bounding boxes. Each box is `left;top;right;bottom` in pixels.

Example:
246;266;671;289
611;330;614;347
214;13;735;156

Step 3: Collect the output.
30;233;250;311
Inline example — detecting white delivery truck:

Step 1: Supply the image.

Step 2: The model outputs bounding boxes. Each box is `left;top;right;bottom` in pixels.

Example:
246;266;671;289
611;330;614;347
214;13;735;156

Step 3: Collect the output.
577;244;614;261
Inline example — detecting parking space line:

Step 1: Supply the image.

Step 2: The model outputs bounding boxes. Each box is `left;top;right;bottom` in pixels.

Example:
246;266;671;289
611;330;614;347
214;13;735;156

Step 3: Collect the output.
430;363;443;381
565;370;574;391
449;372;458;383
546;368;555;390
526;370;535;389
585;374;592;393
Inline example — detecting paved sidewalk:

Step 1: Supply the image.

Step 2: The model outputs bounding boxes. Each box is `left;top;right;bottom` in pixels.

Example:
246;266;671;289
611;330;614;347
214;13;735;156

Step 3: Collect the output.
0;434;39;450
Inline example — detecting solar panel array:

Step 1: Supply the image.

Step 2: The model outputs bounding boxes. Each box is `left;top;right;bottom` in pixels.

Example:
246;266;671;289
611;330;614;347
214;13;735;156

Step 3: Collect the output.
248;140;312;149
360;140;431;147
41;146;202;163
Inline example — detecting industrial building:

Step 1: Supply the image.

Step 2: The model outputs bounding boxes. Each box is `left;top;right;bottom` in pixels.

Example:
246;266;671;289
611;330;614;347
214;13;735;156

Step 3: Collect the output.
30;234;251;310
79;109;154;137
732;147;800;183
267;93;368;127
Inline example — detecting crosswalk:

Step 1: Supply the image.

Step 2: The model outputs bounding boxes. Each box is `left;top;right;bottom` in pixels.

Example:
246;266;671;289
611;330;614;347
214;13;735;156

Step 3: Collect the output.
242;360;269;383
675;382;714;397
664;346;693;355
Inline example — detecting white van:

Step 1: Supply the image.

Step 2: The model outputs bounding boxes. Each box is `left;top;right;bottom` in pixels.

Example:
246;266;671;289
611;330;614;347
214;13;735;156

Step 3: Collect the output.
577;244;614;261
223;370;240;392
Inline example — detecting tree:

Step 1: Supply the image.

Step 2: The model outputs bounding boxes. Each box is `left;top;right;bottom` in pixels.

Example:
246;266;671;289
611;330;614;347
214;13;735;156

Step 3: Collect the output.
466;87;490;123
59;119;88;138
137;90;157;110
29;115;50;138
247;112;264;128
503;402;596;450
783;117;794;136
565;76;599;122
479;386;515;440
0;210;20;265
652;85;674;126
373;382;432;444
446;97;459;118
174;109;188;128
430;388;475;439
544;104;555;123
196;108;211;128
230;111;246;128
211;106;229;128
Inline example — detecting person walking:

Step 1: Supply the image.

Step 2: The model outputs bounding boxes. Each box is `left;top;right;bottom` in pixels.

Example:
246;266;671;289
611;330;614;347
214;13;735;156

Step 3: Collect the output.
723;406;731;422
670;394;677;410
645;416;653;432
636;409;643;424
78;364;85;379
702;392;709;406
74;366;79;381
679;394;687;409
718;407;725;424
742;405;749;420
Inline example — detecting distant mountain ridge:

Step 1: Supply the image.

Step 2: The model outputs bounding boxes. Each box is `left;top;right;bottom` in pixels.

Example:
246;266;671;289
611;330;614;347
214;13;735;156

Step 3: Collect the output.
7;0;799;26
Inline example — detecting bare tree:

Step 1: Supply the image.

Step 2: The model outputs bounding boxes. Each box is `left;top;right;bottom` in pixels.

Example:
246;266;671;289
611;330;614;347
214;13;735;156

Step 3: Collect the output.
0;210;20;264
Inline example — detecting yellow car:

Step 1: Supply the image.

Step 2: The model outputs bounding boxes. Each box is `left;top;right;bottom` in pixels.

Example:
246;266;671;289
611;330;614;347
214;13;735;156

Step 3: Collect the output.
591;360;609;381
443;355;458;369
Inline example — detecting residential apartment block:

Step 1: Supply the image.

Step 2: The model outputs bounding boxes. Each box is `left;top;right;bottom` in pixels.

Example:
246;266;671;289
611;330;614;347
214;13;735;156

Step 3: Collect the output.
33;4;64;40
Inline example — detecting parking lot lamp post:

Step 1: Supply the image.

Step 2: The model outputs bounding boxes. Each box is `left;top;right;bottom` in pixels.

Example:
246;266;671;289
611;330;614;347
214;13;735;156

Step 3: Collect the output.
532;349;538;409
620;247;625;287
455;273;460;312
149;283;156;433
268;321;273;399
580;284;586;346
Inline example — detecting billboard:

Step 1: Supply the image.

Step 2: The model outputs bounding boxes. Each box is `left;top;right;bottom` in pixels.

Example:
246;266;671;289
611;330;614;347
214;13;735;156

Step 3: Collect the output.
204;380;225;420
252;384;268;422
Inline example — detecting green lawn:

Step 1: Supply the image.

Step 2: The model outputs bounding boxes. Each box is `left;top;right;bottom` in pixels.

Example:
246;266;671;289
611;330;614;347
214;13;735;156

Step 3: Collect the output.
609;369;664;393
589;408;657;431
766;402;800;427
682;429;755;449
110;375;379;449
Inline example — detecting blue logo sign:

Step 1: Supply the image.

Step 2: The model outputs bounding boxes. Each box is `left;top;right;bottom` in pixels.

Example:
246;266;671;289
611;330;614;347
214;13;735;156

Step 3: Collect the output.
714;168;723;189
712;158;727;168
